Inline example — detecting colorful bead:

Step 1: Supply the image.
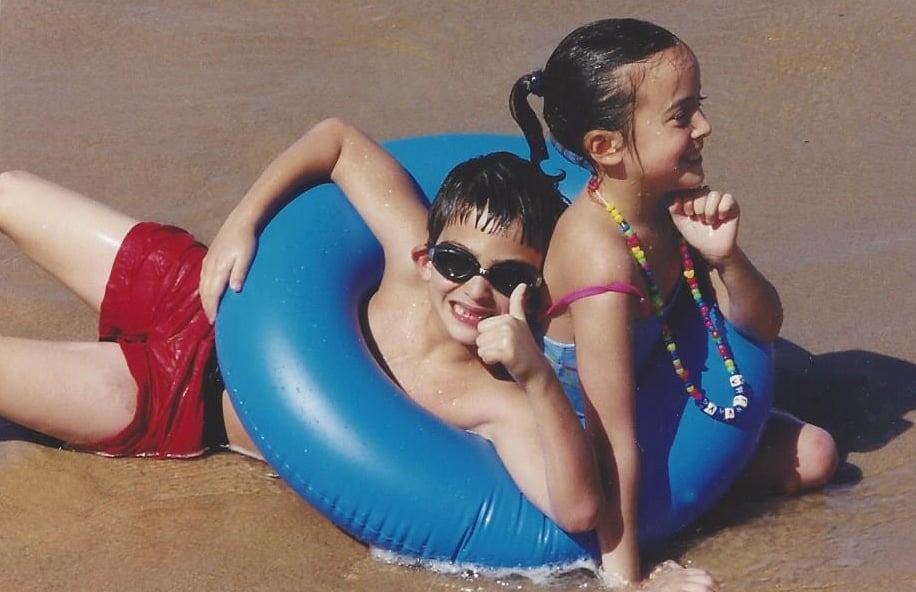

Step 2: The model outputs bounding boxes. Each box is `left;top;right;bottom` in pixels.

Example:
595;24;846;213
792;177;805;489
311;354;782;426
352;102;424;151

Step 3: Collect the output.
591;186;751;424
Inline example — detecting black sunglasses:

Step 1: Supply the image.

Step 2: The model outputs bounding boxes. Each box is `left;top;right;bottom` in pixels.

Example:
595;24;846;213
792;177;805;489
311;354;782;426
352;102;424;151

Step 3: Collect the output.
427;242;542;297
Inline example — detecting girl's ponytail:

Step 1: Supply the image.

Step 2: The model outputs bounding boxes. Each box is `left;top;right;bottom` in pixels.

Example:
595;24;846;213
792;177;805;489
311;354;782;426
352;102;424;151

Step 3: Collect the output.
509;70;550;169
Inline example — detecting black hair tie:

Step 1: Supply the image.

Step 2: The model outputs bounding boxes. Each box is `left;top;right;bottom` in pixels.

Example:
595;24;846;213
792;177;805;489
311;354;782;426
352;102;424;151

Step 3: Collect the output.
527;69;544;97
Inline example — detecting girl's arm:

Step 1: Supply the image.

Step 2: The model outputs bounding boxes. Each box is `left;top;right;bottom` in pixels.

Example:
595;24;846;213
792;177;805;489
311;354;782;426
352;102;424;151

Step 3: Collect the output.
200;117;428;320
543;217;644;583
670;190;782;342
705;246;783;342
571;288;642;584
475;285;603;532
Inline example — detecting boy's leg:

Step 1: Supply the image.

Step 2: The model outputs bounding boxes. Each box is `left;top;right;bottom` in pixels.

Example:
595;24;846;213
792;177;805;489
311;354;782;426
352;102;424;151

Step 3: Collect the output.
221;391;264;460
0;337;136;444
736;408;839;494
0;170;139;312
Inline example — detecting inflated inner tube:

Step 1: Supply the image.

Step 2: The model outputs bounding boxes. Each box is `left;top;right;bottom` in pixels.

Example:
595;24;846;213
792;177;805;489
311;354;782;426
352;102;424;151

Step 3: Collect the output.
215;134;774;570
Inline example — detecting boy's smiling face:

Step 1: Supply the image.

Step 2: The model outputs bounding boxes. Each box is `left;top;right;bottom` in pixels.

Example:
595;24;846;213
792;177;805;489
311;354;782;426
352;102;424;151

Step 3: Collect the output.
420;215;543;346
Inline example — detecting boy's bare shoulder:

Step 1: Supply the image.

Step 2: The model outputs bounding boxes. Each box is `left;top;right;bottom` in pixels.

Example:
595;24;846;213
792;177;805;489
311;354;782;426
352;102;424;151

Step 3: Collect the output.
369;262;425;325
364;259;531;433
365;273;426;342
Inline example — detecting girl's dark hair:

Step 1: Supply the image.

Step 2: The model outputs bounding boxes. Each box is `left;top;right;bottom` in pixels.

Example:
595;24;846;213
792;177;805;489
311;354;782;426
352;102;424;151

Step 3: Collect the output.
427;151;568;254
510;18;680;171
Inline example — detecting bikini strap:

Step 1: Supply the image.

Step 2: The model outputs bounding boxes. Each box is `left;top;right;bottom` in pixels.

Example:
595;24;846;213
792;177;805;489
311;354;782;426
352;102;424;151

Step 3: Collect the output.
540;283;649;321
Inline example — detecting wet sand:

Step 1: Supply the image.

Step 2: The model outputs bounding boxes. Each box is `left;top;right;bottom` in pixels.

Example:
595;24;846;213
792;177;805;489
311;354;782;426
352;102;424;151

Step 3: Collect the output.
1;1;914;590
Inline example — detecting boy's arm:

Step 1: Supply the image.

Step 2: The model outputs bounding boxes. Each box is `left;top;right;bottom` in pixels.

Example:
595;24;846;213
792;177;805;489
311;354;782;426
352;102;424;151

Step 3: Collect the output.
475;285;603;533
200;117;428;320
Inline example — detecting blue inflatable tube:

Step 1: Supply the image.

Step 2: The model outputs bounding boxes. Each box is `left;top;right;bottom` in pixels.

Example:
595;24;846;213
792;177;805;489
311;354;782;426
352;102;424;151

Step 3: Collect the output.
215;134;774;570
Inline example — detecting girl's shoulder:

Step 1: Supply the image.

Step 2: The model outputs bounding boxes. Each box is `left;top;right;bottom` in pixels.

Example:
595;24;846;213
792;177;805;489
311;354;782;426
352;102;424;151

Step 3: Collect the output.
548;201;634;285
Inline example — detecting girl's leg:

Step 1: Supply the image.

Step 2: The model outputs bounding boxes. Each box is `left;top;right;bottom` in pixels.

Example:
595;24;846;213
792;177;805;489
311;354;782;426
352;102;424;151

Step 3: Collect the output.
736;408;839;494
0;337;136;444
0;170;139;311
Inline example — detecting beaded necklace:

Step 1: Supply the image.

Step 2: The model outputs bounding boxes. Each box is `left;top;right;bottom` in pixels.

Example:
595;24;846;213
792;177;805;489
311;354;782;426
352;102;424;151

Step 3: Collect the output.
589;181;749;423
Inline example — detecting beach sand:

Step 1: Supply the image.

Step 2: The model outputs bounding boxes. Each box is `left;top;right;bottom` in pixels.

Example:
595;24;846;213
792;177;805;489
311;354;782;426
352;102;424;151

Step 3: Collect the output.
1;1;914;590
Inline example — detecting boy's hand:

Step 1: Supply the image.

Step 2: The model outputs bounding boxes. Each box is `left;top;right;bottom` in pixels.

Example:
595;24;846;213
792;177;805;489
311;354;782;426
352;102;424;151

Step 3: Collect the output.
669;188;739;267
199;218;258;323
475;284;550;386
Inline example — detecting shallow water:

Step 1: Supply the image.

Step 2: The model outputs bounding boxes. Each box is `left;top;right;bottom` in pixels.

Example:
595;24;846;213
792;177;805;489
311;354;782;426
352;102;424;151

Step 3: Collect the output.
1;1;915;591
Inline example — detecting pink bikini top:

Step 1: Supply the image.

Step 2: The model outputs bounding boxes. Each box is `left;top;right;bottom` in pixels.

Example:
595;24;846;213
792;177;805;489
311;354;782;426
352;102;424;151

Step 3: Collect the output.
540;282;650;321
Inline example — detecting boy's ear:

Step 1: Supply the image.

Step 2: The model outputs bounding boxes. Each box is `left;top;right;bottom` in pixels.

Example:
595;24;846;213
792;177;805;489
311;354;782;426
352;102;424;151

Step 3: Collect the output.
583;129;625;167
411;244;433;280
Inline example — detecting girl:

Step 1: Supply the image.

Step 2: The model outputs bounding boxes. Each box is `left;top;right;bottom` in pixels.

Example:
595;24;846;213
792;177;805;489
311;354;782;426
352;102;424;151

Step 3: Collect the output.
510;18;838;588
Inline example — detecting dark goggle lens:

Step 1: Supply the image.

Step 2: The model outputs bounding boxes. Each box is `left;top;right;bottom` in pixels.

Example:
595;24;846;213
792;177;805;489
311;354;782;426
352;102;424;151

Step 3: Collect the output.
487;265;539;296
431;249;478;282
430;244;540;297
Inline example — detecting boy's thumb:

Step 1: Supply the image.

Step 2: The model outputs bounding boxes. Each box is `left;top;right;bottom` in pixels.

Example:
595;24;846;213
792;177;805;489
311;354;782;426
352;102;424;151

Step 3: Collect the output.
509;283;527;320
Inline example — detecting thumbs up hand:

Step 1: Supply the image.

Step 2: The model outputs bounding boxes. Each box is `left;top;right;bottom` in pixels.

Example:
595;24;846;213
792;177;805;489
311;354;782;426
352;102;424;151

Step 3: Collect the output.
476;284;551;387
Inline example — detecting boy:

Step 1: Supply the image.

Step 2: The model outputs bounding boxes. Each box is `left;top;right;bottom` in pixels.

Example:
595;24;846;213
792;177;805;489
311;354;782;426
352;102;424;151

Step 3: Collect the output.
0;118;600;532
200;118;601;531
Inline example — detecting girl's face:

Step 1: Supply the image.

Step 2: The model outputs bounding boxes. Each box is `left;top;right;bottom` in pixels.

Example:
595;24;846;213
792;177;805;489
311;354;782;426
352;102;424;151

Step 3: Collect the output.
622;44;711;196
420;216;543;346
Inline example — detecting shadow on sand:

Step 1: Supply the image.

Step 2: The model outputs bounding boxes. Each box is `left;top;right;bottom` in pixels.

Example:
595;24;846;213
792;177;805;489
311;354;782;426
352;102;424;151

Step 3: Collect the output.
657;339;916;556
0;419;62;447
771;339;916;458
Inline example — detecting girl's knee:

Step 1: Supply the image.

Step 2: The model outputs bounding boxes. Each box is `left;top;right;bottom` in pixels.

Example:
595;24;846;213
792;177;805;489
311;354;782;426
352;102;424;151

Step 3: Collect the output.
748;411;839;495
796;423;839;490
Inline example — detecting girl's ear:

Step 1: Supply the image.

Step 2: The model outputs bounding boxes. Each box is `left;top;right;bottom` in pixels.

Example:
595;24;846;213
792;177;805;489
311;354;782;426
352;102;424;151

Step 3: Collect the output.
411;244;433;280
583;129;625;167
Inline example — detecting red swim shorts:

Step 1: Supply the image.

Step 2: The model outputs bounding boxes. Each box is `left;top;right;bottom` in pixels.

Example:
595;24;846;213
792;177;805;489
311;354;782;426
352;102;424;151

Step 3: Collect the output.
77;222;226;458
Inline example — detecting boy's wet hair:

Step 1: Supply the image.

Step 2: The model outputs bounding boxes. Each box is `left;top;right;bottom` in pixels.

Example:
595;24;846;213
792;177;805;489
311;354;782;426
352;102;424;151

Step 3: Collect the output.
510;18;680;171
427;152;568;253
